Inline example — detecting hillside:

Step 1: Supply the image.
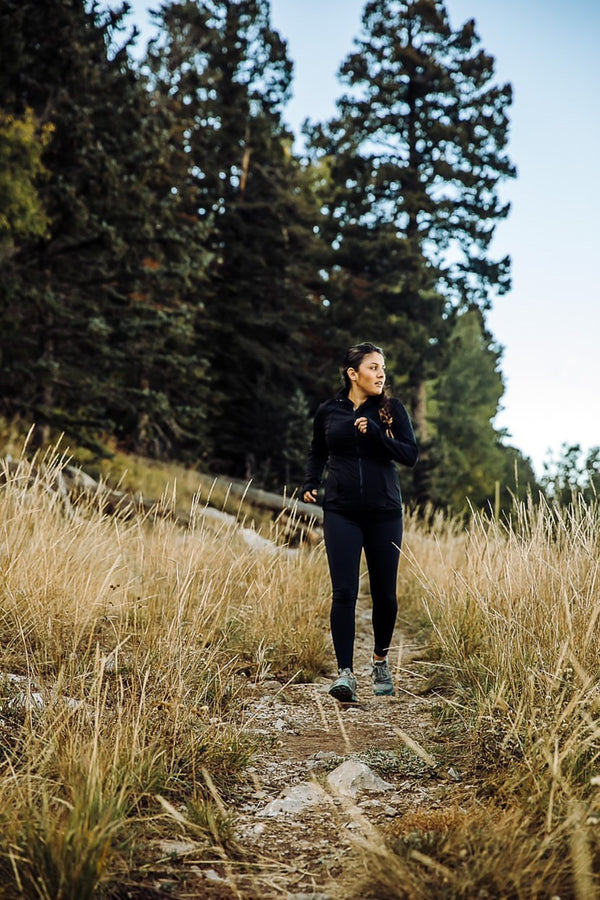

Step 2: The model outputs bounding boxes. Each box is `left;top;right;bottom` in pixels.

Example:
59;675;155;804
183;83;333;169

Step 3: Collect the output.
0;450;598;898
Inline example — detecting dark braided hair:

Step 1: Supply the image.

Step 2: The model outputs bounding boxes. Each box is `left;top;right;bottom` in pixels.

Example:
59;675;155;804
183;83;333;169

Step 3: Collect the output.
342;342;394;435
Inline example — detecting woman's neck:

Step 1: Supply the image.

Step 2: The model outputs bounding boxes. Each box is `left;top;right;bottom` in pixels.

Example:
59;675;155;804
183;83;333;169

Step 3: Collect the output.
348;385;367;409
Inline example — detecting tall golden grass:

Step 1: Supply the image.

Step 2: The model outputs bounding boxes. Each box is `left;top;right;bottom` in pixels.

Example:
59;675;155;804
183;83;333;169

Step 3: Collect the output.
0;450;330;897
358;496;600;898
3;441;600;898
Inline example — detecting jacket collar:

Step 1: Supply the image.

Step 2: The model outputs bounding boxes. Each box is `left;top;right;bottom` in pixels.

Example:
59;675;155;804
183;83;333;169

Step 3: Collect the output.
335;388;380;411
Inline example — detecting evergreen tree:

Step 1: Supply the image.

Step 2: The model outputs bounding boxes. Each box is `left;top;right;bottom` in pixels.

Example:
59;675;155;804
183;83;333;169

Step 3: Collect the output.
147;0;326;486
282;387;313;488
496;443;539;512
0;0;211;455
424;311;538;516
428;308;505;510
308;0;516;500
542;444;600;505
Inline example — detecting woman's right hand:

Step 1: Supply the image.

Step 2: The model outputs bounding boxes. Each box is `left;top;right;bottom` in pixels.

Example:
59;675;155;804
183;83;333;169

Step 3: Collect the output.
303;488;318;504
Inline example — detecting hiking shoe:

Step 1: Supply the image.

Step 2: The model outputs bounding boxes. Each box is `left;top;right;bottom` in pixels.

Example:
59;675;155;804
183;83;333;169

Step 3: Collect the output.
372;657;394;695
328;668;357;702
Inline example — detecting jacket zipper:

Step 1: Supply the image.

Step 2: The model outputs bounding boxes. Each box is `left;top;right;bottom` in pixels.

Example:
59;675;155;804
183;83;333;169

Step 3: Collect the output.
341;396;364;503
354;411;363;501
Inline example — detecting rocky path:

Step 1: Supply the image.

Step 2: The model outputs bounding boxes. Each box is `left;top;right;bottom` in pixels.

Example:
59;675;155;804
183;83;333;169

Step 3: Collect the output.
155;595;473;900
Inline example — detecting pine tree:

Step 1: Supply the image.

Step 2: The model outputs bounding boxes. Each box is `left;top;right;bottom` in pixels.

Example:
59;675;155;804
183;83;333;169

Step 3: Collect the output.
496;443;538;512
282;387;313;488
147;0;326;486
426;309;539;515
542;444;600;505
0;0;211;455
309;0;516;497
427;308;505;510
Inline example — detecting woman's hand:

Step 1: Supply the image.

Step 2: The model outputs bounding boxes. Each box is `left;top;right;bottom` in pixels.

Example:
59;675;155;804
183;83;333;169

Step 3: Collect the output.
354;416;368;435
303;488;318;503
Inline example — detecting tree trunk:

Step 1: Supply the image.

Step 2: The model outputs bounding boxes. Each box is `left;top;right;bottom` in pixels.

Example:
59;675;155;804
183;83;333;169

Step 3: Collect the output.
32;320;54;449
411;378;428;444
411;377;431;507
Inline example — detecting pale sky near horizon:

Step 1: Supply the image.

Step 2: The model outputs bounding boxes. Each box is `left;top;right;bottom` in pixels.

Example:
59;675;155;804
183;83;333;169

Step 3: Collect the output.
119;0;600;477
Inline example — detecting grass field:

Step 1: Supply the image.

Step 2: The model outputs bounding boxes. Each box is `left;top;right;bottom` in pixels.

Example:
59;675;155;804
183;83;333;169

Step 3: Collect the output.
0;445;598;897
363;494;600;899
0;449;330;897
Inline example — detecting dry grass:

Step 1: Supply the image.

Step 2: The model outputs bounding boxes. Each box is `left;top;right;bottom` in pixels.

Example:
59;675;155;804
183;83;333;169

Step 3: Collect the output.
356;496;600;898
353;802;580;899
403;497;600;750
4;436;600;897
0;449;330;896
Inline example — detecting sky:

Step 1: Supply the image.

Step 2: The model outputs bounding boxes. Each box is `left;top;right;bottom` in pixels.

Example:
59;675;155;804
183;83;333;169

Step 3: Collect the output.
119;0;599;476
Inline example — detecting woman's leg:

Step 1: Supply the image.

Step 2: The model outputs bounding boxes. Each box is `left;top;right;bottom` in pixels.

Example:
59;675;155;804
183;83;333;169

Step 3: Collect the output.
323;509;363;670
363;512;403;657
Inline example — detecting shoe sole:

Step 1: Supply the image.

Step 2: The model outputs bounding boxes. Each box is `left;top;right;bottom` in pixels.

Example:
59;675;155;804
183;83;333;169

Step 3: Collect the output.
329;684;357;702
373;685;394;696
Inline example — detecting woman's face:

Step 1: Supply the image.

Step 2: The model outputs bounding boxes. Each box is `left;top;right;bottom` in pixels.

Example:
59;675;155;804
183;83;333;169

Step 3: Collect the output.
349;351;386;396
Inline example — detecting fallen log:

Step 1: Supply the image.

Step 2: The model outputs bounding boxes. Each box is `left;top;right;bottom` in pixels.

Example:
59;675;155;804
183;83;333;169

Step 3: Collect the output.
204;475;323;524
0;458;323;544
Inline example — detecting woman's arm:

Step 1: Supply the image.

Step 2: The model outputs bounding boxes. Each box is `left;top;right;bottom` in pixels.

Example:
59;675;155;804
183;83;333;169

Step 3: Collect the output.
301;404;329;500
359;399;418;467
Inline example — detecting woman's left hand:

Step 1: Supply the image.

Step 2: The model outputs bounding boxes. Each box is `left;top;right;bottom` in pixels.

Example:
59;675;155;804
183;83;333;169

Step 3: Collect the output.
355;416;368;434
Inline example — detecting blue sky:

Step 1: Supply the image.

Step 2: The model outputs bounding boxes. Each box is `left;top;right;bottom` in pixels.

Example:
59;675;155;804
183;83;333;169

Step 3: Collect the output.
120;0;599;475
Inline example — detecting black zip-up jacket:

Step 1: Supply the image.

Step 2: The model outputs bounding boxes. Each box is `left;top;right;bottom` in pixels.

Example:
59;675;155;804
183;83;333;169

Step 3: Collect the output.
302;390;418;512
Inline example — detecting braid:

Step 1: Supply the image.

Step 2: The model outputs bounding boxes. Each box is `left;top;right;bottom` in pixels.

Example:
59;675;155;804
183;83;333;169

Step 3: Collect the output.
378;391;394;438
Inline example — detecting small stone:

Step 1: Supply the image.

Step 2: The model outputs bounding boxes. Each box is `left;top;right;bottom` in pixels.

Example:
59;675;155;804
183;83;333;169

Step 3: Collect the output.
2;673;33;686
258;781;328;817
63;697;84;710
7;691;45;711
327;760;393;797
204;868;227;883
287;894;333;900
358;798;381;810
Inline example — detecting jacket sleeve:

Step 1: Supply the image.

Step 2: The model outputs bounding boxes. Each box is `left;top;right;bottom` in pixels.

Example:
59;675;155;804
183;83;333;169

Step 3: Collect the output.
301;403;329;493
366;398;419;468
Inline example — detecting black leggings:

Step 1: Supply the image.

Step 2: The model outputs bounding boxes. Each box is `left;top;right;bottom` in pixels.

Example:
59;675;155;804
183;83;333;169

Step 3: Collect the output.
323;508;403;671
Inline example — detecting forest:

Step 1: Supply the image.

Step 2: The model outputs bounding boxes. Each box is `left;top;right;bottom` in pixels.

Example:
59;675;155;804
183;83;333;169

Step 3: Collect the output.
0;0;597;510
1;5;600;897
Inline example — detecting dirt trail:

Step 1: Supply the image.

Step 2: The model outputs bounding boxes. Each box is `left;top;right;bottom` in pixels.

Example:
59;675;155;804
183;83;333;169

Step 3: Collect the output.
141;596;473;899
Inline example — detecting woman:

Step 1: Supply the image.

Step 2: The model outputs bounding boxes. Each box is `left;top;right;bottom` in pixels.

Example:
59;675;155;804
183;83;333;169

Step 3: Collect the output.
302;343;418;702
